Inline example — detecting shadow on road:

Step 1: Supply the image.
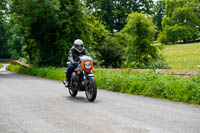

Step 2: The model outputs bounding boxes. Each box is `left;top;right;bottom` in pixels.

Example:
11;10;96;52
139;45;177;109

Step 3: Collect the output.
65;96;102;104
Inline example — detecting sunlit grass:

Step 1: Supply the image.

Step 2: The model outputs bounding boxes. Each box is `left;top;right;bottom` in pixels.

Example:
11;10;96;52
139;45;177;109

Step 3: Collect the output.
6;65;66;81
95;70;200;105
0;64;2;68
162;42;200;69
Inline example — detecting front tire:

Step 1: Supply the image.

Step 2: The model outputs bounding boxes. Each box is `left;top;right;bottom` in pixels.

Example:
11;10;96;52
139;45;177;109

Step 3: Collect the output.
85;77;97;102
69;72;78;97
69;88;78;97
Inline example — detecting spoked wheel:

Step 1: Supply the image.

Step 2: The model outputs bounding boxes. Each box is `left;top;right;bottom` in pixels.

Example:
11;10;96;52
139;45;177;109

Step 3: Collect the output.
85;77;97;102
69;88;78;97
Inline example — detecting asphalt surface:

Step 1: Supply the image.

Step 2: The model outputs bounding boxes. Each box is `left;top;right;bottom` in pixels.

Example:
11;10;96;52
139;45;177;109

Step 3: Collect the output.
0;64;200;133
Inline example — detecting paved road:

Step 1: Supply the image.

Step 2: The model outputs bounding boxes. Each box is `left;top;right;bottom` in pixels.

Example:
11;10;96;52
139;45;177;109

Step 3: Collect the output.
0;64;200;133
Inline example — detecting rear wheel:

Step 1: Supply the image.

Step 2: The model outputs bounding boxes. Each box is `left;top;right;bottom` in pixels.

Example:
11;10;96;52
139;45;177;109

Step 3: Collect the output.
85;77;97;102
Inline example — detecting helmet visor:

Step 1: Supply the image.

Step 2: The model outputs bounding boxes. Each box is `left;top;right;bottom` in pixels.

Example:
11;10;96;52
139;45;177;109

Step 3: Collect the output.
75;45;83;51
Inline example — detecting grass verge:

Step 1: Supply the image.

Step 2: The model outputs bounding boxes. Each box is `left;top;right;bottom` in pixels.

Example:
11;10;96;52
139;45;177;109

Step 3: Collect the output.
0;63;2;68
6;65;66;81
7;64;200;105
96;70;200;105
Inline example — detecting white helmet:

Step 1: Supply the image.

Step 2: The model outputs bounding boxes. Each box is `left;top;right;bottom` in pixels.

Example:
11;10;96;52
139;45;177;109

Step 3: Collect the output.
74;39;84;53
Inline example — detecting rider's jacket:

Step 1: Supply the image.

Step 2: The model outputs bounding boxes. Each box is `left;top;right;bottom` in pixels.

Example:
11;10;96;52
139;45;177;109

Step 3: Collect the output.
68;46;89;62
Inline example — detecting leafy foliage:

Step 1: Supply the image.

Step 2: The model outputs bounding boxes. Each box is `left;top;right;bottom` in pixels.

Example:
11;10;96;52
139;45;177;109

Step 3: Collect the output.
7;24;25;59
86;0;154;32
0;0;10;58
153;0;165;39
118;12;160;68
95;70;200;105
0;22;10;58
96;36;124;68
8;0;111;67
158;0;200;44
2;0;164;68
153;0;165;31
11;0;75;66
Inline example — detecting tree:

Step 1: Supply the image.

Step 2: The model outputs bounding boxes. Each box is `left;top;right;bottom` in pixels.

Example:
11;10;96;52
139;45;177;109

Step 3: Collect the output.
7;24;25;59
86;0;154;32
9;0;91;66
84;15;110;50
153;0;165;39
0;0;10;58
118;12;158;68
158;0;200;44
97;36;124;68
8;0;112;66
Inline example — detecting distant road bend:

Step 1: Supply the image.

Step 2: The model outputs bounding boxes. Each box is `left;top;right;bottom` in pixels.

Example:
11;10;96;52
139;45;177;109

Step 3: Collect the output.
0;64;200;133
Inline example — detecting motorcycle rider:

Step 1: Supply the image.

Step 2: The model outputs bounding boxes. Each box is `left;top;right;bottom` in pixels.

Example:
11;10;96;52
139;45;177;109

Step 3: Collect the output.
63;39;89;87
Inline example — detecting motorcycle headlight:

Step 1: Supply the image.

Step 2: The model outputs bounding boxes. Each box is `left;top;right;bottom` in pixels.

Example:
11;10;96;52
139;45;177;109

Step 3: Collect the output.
84;61;92;69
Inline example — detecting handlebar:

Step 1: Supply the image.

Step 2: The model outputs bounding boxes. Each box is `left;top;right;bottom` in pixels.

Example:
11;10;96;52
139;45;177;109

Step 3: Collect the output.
67;61;97;65
66;61;79;65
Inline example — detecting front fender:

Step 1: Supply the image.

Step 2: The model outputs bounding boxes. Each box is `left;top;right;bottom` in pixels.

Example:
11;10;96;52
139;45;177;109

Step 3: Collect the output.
87;74;94;77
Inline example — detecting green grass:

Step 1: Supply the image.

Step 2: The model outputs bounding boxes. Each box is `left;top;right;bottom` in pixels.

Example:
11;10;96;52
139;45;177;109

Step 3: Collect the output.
6;65;66;81
0;64;2;68
6;64;200;105
95;70;200;105
163;42;200;69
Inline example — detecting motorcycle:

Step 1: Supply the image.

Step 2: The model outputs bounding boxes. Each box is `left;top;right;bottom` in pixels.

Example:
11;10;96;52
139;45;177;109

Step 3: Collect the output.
65;55;97;102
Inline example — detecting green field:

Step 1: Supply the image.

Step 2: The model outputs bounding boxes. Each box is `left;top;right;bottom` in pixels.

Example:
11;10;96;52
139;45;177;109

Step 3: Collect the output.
0;64;2;68
163;42;200;70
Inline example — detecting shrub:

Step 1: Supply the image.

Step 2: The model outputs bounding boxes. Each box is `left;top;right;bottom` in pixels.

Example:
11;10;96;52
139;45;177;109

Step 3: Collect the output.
96;36;124;68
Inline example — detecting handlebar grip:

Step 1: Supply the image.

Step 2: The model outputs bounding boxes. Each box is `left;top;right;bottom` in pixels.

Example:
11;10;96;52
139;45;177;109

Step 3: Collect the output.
93;61;97;65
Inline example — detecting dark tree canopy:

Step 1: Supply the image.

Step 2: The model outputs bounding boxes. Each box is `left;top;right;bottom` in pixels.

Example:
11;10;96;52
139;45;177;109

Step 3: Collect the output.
86;0;154;32
9;0;92;66
0;0;10;58
153;0;165;32
3;0;199;68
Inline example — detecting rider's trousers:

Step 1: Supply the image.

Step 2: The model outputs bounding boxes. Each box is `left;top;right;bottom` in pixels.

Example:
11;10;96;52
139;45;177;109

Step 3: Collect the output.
66;65;74;82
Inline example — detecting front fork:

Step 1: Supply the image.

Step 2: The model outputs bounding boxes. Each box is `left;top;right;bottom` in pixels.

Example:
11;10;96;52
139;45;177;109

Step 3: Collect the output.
83;71;94;90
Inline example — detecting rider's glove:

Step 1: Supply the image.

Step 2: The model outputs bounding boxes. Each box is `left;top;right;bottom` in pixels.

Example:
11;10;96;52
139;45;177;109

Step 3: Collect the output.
72;62;78;67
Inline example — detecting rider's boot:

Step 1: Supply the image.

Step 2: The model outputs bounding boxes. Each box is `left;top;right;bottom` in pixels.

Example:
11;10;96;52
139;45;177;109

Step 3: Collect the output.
63;80;70;87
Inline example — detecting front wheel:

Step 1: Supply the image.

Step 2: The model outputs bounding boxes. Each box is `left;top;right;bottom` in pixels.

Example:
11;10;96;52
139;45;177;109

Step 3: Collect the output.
69;73;78;97
85;77;97;102
69;88;78;97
